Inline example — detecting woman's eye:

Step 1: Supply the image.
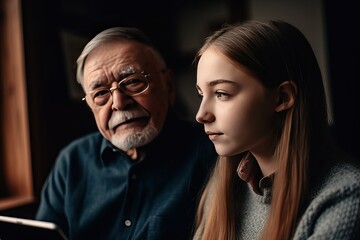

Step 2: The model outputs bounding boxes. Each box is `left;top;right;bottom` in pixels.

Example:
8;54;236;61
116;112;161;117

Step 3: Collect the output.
215;91;229;99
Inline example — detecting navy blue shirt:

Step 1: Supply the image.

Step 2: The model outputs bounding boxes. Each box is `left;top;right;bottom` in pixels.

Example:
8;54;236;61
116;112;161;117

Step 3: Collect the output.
36;112;217;240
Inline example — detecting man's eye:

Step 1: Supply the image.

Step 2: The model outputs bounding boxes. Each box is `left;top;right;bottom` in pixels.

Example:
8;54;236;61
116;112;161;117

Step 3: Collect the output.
93;89;110;98
123;78;142;86
120;77;148;94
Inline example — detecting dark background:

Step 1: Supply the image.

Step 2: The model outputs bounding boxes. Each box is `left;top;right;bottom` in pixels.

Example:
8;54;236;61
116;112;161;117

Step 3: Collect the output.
2;0;359;217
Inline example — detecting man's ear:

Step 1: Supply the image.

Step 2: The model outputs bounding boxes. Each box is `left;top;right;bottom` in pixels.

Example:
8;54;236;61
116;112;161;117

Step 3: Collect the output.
275;81;297;112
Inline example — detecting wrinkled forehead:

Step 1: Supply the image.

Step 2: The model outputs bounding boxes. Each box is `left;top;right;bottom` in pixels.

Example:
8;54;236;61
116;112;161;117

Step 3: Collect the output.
85;41;162;71
83;41;164;88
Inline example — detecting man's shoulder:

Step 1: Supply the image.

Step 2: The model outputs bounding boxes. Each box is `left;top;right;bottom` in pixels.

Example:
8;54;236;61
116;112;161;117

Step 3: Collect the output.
62;131;104;153
68;131;102;143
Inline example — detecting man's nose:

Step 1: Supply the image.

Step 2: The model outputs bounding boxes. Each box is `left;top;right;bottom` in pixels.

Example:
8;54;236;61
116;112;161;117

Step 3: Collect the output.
111;87;134;111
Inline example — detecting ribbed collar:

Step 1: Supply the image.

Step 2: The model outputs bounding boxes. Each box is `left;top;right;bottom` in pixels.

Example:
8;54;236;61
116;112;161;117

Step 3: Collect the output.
237;152;274;197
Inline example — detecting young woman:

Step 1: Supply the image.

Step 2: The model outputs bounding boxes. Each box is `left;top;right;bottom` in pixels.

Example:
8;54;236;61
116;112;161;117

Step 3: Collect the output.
193;19;360;240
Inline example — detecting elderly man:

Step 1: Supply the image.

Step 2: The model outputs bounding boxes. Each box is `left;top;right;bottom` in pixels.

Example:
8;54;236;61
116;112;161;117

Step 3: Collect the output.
36;27;217;240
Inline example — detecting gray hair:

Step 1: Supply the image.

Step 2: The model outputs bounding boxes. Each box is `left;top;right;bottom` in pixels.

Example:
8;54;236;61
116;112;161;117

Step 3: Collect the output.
76;27;161;86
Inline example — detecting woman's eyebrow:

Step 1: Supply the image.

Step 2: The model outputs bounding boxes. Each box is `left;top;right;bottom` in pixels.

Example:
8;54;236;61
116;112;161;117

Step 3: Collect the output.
208;79;236;86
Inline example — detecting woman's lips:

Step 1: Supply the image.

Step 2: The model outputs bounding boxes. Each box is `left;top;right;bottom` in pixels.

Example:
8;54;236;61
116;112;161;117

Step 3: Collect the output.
206;131;223;141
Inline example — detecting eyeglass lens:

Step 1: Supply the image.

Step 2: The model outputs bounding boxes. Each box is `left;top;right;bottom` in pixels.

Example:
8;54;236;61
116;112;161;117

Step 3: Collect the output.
89;73;149;107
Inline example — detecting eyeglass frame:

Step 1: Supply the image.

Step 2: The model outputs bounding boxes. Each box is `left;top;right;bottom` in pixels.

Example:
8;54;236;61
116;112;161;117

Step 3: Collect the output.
82;69;165;108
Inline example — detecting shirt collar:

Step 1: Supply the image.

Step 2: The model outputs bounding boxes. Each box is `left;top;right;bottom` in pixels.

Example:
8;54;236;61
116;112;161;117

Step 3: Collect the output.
98;138;133;164
237;152;274;196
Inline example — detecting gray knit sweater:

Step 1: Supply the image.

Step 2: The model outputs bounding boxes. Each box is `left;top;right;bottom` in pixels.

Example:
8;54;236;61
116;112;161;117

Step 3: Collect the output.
193;155;360;239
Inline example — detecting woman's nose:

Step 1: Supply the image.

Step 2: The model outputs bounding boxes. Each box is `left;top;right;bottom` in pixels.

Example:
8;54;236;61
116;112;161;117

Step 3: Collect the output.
195;101;215;124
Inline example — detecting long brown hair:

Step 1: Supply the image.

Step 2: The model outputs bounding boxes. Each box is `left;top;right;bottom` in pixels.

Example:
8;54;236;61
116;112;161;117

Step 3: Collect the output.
194;20;330;240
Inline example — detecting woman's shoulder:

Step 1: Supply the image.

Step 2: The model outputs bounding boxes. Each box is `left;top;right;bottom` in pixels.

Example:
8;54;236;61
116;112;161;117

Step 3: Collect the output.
296;154;360;239
312;152;360;199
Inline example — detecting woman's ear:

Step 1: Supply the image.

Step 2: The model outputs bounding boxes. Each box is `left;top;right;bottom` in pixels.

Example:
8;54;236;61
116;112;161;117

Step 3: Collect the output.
275;81;297;112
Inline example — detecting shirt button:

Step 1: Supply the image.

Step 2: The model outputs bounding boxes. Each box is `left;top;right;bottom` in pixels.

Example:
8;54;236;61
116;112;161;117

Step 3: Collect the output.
131;174;137;180
124;219;132;227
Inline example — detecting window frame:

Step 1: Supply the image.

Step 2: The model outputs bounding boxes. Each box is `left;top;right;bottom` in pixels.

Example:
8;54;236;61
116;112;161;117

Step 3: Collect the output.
0;0;34;210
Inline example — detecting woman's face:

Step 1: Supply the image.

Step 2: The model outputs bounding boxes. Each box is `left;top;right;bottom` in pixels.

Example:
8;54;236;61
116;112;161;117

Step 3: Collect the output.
196;47;279;157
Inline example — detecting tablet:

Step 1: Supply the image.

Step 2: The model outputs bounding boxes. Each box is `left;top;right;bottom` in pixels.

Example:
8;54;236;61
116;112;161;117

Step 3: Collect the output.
0;215;68;240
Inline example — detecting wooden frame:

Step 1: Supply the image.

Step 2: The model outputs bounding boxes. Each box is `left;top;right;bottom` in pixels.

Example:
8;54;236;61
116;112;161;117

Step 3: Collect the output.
0;0;34;210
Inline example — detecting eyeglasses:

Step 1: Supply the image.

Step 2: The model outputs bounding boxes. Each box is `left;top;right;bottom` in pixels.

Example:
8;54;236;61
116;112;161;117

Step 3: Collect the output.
82;71;152;108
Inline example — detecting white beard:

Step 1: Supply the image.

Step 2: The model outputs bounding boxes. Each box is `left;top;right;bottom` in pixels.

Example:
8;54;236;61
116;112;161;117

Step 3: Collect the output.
110;123;159;151
108;108;159;151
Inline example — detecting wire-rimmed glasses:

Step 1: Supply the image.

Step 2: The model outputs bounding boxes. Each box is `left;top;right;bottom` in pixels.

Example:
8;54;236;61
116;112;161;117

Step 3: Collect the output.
82;71;152;108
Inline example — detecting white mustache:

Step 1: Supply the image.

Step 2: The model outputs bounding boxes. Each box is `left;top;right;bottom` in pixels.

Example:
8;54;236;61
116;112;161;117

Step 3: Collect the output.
108;110;149;129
